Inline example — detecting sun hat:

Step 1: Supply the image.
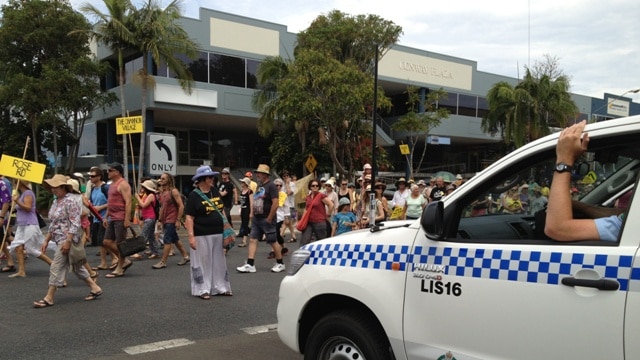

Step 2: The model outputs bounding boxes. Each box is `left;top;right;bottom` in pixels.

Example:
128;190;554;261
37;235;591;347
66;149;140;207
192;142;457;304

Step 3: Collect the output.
363;163;372;170
108;162;124;175
255;164;270;175
141;180;157;193
395;177;407;186
66;179;81;194
374;182;386;191
221;167;230;174
240;177;251;186
192;165;219;182
338;197;351;206
72;172;85;182
456;174;463;180
43;174;71;191
325;179;335;188
417;180;427;186
274;178;284;186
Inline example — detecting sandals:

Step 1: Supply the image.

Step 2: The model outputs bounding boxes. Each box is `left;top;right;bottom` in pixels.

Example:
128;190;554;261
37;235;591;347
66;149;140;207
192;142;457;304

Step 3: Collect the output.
129;253;143;260
287;238;297;243
92;265;109;271
219;291;233;296
105;271;124;278
237;243;247;247
1;265;16;272
199;293;211;300
84;291;103;301
33;299;54;308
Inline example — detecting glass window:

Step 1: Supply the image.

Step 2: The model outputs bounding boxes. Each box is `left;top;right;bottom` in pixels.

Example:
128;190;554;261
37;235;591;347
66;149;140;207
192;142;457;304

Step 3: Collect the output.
438;92;457;115
477;97;489;119
458;94;477;117
247;59;260;89
124;56;143;84
209;53;246;87
453;134;638;244
189;129;210;166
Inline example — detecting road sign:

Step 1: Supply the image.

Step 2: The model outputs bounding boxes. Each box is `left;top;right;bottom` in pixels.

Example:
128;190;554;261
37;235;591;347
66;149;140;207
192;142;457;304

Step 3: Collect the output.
399;144;410;155
115;116;143;134
147;132;176;175
305;154;317;174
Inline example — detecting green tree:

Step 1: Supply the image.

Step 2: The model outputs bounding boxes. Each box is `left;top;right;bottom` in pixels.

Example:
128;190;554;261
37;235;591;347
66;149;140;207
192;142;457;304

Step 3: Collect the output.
482;68;578;148
78;0;136;178
0;0;115;167
252;10;401;180
392;86;450;180
129;0;198;183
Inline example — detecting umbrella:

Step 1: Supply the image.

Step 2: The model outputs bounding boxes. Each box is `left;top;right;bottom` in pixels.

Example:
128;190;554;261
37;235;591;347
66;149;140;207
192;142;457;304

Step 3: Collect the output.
433;171;456;183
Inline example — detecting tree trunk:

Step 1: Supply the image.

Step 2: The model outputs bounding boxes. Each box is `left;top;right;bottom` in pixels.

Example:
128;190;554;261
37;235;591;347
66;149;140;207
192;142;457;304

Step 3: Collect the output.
137;53;149;189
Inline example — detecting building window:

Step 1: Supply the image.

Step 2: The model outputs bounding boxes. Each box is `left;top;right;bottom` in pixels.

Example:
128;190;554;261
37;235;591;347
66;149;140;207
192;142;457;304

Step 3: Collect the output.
477;97;489;119
458;94;478;117
438;92;458;115
189;129;210;166
247;59;260;89
210;53;245;87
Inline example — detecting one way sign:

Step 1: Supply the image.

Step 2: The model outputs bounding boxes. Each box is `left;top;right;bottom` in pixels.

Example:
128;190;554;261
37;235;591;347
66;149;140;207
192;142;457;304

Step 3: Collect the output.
147;132;177;176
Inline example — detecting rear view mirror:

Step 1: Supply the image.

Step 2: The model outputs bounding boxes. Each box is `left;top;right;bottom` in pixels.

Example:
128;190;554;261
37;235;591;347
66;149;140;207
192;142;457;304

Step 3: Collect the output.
421;201;444;240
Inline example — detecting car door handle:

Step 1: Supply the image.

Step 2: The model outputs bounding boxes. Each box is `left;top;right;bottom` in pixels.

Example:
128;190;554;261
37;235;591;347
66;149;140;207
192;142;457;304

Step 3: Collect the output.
561;277;619;291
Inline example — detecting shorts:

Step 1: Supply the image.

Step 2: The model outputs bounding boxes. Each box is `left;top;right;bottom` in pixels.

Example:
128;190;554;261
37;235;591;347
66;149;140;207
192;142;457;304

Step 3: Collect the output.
90;222;105;246
250;216;277;243
162;223;180;244
104;220;126;243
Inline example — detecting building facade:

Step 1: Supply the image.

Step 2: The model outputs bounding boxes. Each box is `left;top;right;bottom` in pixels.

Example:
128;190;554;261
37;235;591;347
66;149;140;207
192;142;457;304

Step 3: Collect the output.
82;7;640;183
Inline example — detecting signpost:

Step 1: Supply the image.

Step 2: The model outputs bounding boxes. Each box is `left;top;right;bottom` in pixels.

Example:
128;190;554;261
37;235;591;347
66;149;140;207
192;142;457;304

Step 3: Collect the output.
147;132;177;176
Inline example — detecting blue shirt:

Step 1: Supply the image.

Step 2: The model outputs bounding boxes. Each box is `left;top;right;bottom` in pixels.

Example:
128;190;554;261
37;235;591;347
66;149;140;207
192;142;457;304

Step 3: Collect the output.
594;215;623;242
90;184;108;223
333;212;357;236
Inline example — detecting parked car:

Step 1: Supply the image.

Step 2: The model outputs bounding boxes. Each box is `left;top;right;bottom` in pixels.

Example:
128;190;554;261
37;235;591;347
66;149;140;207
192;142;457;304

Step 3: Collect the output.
277;115;640;360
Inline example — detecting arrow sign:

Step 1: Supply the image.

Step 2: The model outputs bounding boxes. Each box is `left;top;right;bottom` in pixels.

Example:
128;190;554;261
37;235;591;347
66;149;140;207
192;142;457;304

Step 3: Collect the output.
155;139;172;161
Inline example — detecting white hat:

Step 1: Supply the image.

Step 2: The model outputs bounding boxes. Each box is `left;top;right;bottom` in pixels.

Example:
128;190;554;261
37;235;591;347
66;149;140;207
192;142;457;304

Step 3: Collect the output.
456;174;463;180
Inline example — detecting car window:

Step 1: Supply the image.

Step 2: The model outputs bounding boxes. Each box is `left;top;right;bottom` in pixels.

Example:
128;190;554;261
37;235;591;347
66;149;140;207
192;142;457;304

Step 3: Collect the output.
453;135;638;244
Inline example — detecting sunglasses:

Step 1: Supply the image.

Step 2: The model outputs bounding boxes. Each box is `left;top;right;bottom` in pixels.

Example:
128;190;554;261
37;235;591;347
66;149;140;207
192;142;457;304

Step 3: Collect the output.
375;186;384;190
89;175;100;178
276;184;282;187
341;183;348;186
310;184;319;188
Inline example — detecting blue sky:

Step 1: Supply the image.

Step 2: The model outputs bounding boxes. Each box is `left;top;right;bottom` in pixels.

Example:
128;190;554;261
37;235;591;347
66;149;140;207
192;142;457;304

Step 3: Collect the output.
11;0;640;102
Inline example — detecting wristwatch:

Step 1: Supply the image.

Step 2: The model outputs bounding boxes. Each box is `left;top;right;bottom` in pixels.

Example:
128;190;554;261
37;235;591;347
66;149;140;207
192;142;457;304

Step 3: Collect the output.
554;162;573;173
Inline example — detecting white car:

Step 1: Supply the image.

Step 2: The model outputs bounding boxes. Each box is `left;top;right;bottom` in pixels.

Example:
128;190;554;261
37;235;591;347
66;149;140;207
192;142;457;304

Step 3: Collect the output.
278;115;640;360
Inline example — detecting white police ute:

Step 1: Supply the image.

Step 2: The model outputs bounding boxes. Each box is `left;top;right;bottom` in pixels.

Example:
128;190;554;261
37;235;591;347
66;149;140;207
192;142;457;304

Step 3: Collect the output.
277;115;640;360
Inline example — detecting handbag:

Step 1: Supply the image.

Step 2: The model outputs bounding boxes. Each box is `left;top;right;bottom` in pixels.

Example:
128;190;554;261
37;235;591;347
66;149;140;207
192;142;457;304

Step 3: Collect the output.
68;234;87;265
195;189;235;250
37;212;47;229
117;227;146;257
296;193;322;232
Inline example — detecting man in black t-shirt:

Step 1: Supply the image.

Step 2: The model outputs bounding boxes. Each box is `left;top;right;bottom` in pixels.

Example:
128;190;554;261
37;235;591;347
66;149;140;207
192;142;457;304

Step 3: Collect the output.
218;167;237;226
237;164;286;274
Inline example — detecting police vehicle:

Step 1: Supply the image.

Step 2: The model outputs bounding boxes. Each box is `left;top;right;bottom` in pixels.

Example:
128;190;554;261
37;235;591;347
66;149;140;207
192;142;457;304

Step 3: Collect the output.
277;115;640;359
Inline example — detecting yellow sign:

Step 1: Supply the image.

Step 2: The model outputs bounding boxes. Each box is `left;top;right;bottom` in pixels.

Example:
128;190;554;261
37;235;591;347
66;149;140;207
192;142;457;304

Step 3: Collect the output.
305;154;317;174
399;144;410;155
115;116;143;134
580;171;597;184
389;206;404;220
0;155;46;184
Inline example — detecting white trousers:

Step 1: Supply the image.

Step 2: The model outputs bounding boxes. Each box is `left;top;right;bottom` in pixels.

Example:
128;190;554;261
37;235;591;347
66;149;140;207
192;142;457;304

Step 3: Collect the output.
190;233;231;296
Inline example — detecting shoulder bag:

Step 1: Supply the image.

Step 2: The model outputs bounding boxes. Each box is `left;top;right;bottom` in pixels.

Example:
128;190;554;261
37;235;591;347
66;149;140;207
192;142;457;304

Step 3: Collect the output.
68;234;87;265
296;193;322;232
195;189;235;250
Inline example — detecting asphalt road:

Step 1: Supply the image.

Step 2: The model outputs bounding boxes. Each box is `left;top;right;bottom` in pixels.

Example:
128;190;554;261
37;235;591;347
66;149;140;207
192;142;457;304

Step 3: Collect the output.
0;224;303;360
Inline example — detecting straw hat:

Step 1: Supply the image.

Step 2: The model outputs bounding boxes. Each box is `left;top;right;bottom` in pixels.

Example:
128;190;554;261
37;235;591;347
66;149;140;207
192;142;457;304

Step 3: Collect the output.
141;180;157;193
43;174;71;191
255;164;270;175
66;179;81;194
395;177;407;187
374;182;387;191
240;177;251;186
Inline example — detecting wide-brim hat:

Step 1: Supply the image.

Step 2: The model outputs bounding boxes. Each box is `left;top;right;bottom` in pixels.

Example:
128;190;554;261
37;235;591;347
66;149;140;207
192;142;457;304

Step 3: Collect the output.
240;177;251;186
66;179;81;194
192;165;219;182
141;179;157;193
43;174;71;191
255;164;270;175
395;177;407;186
221;167;230;174
374;182;386;191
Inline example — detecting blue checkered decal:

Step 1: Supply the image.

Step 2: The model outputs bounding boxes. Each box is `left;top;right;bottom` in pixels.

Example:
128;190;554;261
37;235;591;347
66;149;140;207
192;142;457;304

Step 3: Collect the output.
303;243;640;292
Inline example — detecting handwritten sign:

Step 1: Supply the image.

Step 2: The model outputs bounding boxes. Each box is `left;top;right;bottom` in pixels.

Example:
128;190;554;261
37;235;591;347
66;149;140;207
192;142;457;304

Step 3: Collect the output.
0;155;46;184
115;116;143;134
389;206;404;220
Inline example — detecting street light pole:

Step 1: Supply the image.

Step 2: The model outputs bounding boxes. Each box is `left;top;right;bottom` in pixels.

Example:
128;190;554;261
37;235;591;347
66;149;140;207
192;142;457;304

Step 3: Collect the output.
370;45;379;225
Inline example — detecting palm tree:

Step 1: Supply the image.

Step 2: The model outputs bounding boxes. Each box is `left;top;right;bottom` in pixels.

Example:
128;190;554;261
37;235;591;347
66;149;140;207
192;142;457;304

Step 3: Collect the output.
129;0;198;183
483;69;578;148
78;0;136;179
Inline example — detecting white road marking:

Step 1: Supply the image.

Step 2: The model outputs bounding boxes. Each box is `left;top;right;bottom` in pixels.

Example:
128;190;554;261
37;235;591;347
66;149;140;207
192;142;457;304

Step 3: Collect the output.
123;338;195;355
241;323;278;335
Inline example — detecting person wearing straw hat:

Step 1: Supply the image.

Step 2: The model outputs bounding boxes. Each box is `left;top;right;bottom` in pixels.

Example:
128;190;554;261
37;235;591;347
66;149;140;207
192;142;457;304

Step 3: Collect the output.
67;178;100;282
237;164;286;273
33;175;102;308
130;179;160;260
102;163;134;278
8;180;52;278
391;177;409;210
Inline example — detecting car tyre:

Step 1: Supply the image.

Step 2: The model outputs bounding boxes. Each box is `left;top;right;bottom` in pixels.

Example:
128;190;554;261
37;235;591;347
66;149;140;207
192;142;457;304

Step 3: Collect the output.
304;309;393;360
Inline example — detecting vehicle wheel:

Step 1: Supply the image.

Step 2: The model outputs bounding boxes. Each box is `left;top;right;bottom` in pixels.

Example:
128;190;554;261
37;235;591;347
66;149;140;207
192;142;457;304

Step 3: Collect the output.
304;309;393;360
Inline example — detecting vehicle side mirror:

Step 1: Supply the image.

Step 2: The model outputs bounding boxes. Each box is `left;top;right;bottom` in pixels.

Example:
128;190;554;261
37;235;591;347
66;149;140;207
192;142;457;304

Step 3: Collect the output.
421;201;444;240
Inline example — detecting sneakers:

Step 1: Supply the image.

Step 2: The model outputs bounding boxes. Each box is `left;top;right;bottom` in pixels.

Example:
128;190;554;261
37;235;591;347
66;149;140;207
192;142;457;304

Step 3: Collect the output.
271;263;286;273
236;263;256;273
152;261;167;269
177;257;190;266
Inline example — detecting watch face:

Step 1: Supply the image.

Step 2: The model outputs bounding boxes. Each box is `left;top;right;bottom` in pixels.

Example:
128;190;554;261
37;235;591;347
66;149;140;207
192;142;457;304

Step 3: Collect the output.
555;163;571;172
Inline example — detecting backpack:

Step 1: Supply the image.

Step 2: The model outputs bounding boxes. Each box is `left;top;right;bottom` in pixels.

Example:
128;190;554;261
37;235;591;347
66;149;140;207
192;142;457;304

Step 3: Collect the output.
101;183;109;199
